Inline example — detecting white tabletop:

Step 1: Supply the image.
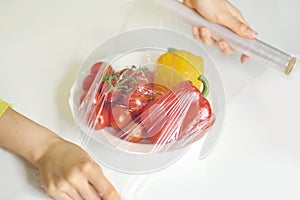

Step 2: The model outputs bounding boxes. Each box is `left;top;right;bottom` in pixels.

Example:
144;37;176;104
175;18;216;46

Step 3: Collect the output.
1;0;300;199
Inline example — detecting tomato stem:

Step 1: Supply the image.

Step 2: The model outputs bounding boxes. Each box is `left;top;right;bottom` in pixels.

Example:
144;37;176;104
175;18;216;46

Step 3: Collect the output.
103;65;142;94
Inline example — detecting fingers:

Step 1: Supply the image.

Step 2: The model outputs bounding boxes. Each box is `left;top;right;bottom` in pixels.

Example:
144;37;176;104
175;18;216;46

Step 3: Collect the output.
241;54;249;63
194;27;233;53
73;162;121;200
51;193;74;200
43;162;120;200
46;181;84;200
87;167;121;200
193;26;215;45
187;0;256;63
217;12;257;39
217;40;234;55
193;26;249;63
46;177;114;200
76;179;103;200
214;1;257;39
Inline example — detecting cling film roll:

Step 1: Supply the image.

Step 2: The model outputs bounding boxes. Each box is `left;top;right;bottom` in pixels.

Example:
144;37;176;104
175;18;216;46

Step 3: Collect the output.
155;0;297;76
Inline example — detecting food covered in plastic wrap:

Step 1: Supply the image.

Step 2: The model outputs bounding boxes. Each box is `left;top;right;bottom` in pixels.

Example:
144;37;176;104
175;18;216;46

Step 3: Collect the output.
69;28;226;174
77;50;214;148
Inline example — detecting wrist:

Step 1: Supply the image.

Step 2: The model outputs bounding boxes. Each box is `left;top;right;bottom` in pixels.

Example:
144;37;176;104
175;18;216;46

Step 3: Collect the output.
30;131;63;167
0;107;66;168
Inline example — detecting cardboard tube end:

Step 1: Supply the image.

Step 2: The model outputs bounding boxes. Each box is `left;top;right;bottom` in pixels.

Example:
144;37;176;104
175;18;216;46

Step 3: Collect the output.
285;57;297;75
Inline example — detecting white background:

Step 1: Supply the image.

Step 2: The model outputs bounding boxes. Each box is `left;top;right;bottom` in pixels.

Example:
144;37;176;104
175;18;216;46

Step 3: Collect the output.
1;0;300;199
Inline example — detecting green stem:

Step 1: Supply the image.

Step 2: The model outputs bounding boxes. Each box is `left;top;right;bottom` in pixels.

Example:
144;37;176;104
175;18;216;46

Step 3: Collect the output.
104;66;139;94
198;75;209;98
168;47;177;52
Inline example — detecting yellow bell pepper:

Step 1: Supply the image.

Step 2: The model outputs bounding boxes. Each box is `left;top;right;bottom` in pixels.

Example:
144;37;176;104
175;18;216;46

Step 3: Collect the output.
155;48;208;96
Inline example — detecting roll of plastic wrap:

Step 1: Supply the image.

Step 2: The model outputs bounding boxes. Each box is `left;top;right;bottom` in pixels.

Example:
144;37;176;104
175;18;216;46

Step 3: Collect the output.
155;0;297;75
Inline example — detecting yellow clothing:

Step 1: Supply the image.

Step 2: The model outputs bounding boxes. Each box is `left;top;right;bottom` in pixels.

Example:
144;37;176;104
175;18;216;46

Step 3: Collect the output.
0;98;11;117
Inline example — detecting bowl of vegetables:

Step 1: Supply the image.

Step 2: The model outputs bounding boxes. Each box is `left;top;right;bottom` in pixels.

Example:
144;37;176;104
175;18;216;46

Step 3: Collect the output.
69;28;225;174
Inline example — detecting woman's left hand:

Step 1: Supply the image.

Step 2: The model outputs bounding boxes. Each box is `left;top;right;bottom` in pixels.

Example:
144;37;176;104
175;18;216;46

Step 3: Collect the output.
36;138;121;200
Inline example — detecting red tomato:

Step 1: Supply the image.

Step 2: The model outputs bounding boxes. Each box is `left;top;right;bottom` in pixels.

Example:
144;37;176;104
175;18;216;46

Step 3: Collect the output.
127;83;169;103
110;105;133;129
121;122;146;143
123;89;149;116
80;91;88;105
82;74;96;91
151;83;170;100
90;62;103;74
120;67;134;76
114;68;136;90
80;91;102;106
99;82;123;105
133;79;150;90
133;67;154;83
90;61;114;75
87;105;109;130
99;82;111;102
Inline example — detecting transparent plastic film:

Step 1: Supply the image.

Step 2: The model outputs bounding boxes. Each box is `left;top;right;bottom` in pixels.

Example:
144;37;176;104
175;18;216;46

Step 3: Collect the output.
125;0;298;100
69;27;225;199
74;63;215;159
154;0;297;76
120;0;299;162
68;0;298;199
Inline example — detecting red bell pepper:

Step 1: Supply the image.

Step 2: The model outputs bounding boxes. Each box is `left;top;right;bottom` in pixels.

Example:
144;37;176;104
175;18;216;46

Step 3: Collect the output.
140;77;215;145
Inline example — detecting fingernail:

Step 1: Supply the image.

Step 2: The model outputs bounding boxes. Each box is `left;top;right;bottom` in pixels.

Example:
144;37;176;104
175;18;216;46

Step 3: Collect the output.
200;28;206;38
241;55;249;63
219;41;226;51
193;27;200;40
245;28;257;38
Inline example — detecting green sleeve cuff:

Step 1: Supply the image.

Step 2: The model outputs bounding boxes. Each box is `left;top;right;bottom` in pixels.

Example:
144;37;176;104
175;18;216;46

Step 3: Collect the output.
0;98;12;117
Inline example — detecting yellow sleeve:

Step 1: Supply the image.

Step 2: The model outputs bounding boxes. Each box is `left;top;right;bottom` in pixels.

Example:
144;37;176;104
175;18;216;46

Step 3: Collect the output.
0;98;12;117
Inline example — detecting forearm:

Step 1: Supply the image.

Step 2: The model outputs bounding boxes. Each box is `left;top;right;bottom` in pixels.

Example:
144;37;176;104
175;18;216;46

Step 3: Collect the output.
0;107;61;167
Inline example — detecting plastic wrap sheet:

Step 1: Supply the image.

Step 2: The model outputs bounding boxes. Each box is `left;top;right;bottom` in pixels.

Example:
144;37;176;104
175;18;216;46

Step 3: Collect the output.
68;0;298;199
69;27;225;198
69;26;225;170
121;0;298;159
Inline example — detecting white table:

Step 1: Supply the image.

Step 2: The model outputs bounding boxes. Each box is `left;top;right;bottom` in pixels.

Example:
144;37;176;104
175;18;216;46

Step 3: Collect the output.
1;0;300;199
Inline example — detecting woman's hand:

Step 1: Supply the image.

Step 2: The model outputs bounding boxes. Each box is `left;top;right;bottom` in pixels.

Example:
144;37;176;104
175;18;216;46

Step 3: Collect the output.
183;0;257;63
0;107;121;200
36;138;121;200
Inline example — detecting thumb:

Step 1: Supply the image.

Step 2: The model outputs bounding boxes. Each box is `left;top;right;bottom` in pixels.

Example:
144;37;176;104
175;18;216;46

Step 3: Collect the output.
218;12;257;38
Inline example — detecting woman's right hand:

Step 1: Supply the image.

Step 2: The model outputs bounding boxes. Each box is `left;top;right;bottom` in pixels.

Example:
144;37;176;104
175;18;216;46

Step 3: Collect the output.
183;0;257;63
